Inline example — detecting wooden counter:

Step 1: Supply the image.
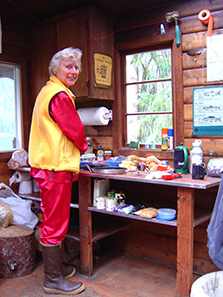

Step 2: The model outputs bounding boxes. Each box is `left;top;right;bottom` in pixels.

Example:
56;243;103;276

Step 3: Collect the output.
78;170;221;297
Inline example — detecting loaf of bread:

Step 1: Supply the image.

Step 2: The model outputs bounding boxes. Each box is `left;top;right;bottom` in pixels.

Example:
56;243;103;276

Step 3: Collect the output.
135;207;158;218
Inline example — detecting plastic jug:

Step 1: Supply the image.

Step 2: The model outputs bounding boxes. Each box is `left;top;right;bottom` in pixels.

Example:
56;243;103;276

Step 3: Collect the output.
190;140;203;173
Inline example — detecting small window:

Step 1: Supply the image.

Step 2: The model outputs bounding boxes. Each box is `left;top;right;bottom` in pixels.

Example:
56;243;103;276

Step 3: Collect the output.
0;63;22;151
125;48;173;146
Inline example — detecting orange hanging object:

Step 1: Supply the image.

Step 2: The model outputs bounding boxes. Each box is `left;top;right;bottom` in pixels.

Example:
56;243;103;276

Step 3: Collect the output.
198;9;213;37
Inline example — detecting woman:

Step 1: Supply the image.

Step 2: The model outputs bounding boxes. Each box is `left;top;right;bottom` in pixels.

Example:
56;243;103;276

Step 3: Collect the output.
28;47;88;295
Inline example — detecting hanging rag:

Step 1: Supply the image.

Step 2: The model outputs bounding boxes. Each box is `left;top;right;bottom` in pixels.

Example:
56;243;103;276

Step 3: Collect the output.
207;175;223;269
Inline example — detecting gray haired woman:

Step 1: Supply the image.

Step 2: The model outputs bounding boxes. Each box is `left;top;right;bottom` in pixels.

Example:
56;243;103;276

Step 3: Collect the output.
29;47;88;295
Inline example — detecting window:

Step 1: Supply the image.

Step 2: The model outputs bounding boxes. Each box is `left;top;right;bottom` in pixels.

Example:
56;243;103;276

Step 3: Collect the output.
125;48;173;146
0;63;22;152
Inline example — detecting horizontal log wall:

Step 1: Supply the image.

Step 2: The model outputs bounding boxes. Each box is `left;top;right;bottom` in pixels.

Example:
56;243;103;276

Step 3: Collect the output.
181;8;223;161
112;0;223;274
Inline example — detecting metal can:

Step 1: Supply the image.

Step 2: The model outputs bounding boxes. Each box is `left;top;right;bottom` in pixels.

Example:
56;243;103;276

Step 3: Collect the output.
107;190;115;198
115;192;126;205
161;128;168;150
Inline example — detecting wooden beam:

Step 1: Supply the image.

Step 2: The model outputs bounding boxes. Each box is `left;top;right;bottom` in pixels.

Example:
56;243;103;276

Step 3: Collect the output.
176;187;194;297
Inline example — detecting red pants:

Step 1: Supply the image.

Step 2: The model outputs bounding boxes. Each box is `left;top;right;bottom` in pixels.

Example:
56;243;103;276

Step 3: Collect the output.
31;168;76;245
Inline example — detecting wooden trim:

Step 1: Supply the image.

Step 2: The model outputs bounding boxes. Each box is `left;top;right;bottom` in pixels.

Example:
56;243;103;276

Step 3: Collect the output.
177;187;194;297
114;31;184;157
0;55;28;151
172;33;184;147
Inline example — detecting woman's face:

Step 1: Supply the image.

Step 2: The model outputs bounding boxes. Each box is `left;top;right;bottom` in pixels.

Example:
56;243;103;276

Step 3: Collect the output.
55;58;80;88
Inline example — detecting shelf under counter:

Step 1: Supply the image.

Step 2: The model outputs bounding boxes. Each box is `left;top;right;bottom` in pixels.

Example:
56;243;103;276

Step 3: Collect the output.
88;206;212;227
19;192;80;209
19;192;41;202
67;223;131;243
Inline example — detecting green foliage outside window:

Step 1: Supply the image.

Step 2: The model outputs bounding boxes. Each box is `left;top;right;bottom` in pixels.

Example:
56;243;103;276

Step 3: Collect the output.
126;49;172;145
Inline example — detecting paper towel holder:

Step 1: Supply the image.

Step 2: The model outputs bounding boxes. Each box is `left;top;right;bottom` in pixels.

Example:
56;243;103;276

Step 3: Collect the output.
104;110;112;120
77;106;113;126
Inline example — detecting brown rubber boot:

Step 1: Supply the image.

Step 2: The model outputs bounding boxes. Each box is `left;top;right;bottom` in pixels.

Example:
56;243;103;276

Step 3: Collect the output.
62;263;76;279
40;242;85;295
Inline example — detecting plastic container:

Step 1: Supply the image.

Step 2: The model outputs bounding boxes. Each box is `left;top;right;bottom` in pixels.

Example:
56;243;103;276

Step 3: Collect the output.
104;150;112;160
97;145;104;161
157;208;176;221
190;139;203;173
168;128;173;150
161;128;168;150
190;271;223;297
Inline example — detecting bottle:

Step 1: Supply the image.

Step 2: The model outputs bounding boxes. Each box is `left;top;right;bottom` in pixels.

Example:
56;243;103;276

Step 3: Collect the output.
161;128;168;150
190;140;203;173
97;145;104;161
168;128;173;150
86;137;93;154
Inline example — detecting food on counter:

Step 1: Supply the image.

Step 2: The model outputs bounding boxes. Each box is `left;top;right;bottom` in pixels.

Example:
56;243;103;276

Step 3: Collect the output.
134;207;158;218
145;156;162;164
119;160;137;171
126;155;146;162
120;154;162;172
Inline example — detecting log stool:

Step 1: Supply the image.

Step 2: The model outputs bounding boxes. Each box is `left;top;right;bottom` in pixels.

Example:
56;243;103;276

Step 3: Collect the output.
0;225;36;278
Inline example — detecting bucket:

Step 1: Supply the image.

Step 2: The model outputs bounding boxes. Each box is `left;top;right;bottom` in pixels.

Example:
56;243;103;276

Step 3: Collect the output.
190;271;223;297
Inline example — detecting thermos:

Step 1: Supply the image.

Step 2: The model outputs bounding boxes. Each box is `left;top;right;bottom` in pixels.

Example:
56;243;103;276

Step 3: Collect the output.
174;143;189;174
190;140;203;174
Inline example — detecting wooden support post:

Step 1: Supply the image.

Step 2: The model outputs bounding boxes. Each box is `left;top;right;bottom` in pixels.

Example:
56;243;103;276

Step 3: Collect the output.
78;175;93;276
176;187;194;297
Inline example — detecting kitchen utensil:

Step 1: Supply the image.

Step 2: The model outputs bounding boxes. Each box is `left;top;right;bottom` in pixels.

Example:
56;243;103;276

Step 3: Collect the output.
87;166;126;174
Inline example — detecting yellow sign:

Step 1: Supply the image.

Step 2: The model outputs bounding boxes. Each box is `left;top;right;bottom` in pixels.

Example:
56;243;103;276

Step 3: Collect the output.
94;53;112;87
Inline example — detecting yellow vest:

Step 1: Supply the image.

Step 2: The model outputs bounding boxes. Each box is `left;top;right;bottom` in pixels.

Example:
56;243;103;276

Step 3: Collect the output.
28;75;80;174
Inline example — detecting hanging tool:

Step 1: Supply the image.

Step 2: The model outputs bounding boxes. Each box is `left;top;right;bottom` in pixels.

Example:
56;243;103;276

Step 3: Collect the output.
166;11;181;47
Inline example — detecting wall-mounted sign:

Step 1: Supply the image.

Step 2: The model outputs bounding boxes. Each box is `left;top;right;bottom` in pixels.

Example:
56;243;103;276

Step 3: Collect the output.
193;86;223;135
94;53;112;88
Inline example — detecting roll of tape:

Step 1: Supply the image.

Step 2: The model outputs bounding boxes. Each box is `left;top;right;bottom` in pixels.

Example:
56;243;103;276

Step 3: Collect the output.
198;9;213;37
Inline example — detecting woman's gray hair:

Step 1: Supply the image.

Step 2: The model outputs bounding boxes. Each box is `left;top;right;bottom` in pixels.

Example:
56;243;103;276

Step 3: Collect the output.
49;47;82;76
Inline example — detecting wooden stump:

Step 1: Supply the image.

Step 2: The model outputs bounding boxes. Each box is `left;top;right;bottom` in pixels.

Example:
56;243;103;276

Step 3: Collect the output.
0;225;36;278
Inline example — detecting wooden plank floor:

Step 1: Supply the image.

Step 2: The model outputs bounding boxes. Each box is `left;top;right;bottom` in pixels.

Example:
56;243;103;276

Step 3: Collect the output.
0;251;198;297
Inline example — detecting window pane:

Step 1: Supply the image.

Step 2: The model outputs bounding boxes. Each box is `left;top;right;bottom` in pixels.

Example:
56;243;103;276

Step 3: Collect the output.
0;63;21;151
126;49;171;83
127;81;172;113
127;114;172;144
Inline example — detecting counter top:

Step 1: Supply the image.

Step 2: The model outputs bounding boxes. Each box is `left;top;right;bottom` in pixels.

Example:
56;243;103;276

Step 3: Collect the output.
79;169;221;189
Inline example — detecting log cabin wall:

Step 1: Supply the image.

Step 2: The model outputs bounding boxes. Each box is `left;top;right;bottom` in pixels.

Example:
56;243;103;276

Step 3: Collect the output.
114;0;223;163
112;0;223;274
0;2;30;188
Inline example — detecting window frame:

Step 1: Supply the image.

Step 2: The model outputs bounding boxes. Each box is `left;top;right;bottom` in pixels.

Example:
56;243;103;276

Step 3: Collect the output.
124;47;173;147
114;32;184;160
0;55;27;155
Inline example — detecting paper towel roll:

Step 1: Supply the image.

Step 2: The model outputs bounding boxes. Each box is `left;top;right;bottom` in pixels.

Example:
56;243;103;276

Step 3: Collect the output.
9;170;31;186
77;107;112;126
18;180;33;194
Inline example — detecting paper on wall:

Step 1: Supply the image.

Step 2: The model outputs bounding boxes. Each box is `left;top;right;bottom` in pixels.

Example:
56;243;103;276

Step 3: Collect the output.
207;35;223;82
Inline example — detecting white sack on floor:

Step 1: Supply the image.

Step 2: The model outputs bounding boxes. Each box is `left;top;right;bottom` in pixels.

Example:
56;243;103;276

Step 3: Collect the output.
0;183;38;229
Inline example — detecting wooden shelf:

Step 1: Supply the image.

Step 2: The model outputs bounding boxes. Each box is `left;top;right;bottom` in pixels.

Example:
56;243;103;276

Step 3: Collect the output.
88;206;212;227
19;191;212;228
19;192;41;202
67;223;130;243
